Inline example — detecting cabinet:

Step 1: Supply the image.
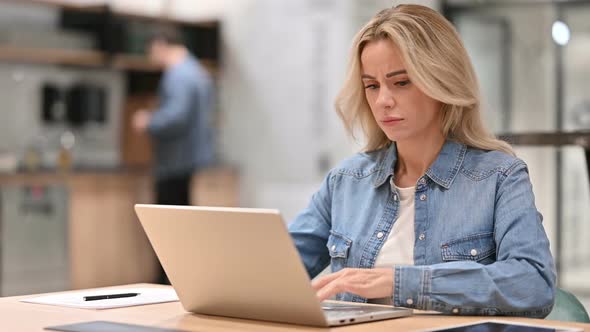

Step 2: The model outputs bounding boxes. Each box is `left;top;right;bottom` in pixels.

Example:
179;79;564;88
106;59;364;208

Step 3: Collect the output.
191;168;239;207
67;173;156;289
0;185;69;296
0;168;238;291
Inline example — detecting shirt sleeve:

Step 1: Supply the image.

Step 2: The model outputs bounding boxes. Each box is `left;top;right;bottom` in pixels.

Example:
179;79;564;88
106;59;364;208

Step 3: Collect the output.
288;170;335;279
147;75;196;140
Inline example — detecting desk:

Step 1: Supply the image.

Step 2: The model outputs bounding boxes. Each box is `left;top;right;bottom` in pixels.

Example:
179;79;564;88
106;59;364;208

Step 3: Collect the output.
2;284;589;331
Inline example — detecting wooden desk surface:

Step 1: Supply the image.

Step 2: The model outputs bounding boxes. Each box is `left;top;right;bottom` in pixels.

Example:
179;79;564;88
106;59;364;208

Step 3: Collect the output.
2;284;589;332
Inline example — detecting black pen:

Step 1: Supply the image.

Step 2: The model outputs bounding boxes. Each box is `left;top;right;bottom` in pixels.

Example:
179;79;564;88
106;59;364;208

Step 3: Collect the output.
83;292;140;301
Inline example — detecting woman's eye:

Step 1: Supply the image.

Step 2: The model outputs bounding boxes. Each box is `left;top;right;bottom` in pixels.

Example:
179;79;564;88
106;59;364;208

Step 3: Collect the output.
364;84;378;90
396;80;410;87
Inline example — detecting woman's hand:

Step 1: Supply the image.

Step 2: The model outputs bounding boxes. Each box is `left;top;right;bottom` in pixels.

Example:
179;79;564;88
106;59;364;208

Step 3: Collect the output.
312;268;394;302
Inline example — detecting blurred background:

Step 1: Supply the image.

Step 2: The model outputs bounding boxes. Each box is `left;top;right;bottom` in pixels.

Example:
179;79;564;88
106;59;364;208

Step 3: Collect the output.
0;0;587;313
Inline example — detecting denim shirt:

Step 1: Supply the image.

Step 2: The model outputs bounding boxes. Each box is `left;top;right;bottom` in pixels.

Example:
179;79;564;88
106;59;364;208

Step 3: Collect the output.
288;140;556;318
148;55;214;179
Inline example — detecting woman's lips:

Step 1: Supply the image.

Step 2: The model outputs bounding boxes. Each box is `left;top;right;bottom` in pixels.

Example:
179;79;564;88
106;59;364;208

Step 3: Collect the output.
381;117;404;126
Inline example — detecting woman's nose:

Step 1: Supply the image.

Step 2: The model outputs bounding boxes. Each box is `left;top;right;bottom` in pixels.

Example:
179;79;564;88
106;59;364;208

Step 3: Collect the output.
376;87;396;109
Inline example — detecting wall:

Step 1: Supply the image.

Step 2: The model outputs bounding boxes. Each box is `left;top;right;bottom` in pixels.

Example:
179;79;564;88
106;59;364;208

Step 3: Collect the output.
217;0;352;220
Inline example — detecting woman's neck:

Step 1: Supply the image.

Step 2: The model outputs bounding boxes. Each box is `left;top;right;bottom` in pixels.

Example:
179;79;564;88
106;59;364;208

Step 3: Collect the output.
394;132;445;187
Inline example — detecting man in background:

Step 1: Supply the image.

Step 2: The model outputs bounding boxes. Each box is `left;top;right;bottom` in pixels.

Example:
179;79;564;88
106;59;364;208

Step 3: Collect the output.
133;26;214;283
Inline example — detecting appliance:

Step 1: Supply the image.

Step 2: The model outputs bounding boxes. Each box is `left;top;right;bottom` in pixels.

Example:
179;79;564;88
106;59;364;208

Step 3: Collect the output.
0;63;125;169
66;82;108;127
0;184;69;296
41;83;66;124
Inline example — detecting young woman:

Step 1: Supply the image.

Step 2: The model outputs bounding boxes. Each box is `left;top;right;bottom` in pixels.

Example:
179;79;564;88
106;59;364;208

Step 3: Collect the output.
288;5;555;317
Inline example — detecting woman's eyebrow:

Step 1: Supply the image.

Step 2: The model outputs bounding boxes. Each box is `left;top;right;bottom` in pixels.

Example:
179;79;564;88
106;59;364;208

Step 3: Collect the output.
386;69;407;78
361;69;407;80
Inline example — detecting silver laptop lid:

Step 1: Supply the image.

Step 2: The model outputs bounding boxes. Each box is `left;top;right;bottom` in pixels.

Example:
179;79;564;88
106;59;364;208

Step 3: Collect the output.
134;204;328;326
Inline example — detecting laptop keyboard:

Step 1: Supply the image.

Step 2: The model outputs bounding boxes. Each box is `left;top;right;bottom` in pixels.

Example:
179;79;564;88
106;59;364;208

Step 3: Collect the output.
322;303;400;319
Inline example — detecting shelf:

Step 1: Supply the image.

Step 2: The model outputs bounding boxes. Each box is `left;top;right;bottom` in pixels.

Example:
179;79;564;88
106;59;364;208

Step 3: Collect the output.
111;54;163;72
0;46;218;75
6;0;217;27
0;46;105;67
112;54;218;76
1;0;106;13
0;1;220;72
113;9;217;28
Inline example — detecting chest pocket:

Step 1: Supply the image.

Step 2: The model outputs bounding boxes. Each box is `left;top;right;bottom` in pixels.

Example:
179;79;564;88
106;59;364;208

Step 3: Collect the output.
326;230;352;272
441;232;496;265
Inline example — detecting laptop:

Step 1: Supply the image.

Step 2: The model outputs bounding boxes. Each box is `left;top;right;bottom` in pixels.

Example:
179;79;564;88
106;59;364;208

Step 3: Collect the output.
134;204;412;327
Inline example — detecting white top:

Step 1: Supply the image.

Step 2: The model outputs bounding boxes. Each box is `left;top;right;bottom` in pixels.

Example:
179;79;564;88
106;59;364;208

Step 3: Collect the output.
374;181;416;269
371;179;416;305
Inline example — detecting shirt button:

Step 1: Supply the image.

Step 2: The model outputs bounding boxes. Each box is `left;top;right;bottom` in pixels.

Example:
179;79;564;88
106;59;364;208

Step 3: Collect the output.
452;308;459;314
406;298;414;305
420;194;427;201
470;249;478;256
377;232;384;239
393;194;398;201
419;234;426;241
331;245;336;252
419;178;426;185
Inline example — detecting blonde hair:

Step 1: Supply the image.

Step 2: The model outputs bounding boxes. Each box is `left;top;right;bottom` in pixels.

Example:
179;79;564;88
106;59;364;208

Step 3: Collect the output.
335;4;514;155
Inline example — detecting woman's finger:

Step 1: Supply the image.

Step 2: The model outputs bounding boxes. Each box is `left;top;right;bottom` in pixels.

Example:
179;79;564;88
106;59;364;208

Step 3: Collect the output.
311;268;347;291
316;275;347;301
315;268;394;301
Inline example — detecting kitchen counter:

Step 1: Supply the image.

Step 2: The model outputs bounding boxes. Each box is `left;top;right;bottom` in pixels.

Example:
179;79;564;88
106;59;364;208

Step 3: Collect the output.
0;167;147;180
0;166;239;291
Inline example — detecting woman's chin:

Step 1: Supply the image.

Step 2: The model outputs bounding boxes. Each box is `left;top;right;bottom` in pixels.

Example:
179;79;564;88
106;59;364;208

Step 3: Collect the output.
383;132;410;143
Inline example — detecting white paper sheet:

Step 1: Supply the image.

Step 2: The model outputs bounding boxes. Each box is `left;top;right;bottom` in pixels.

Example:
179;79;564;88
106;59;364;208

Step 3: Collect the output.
20;287;179;310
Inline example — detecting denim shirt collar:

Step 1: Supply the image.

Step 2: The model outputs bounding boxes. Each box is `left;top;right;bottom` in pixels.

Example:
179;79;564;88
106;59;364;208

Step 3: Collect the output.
373;140;467;189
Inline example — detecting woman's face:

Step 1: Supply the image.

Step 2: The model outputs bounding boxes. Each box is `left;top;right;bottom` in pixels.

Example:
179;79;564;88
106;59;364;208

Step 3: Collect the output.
360;39;443;143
